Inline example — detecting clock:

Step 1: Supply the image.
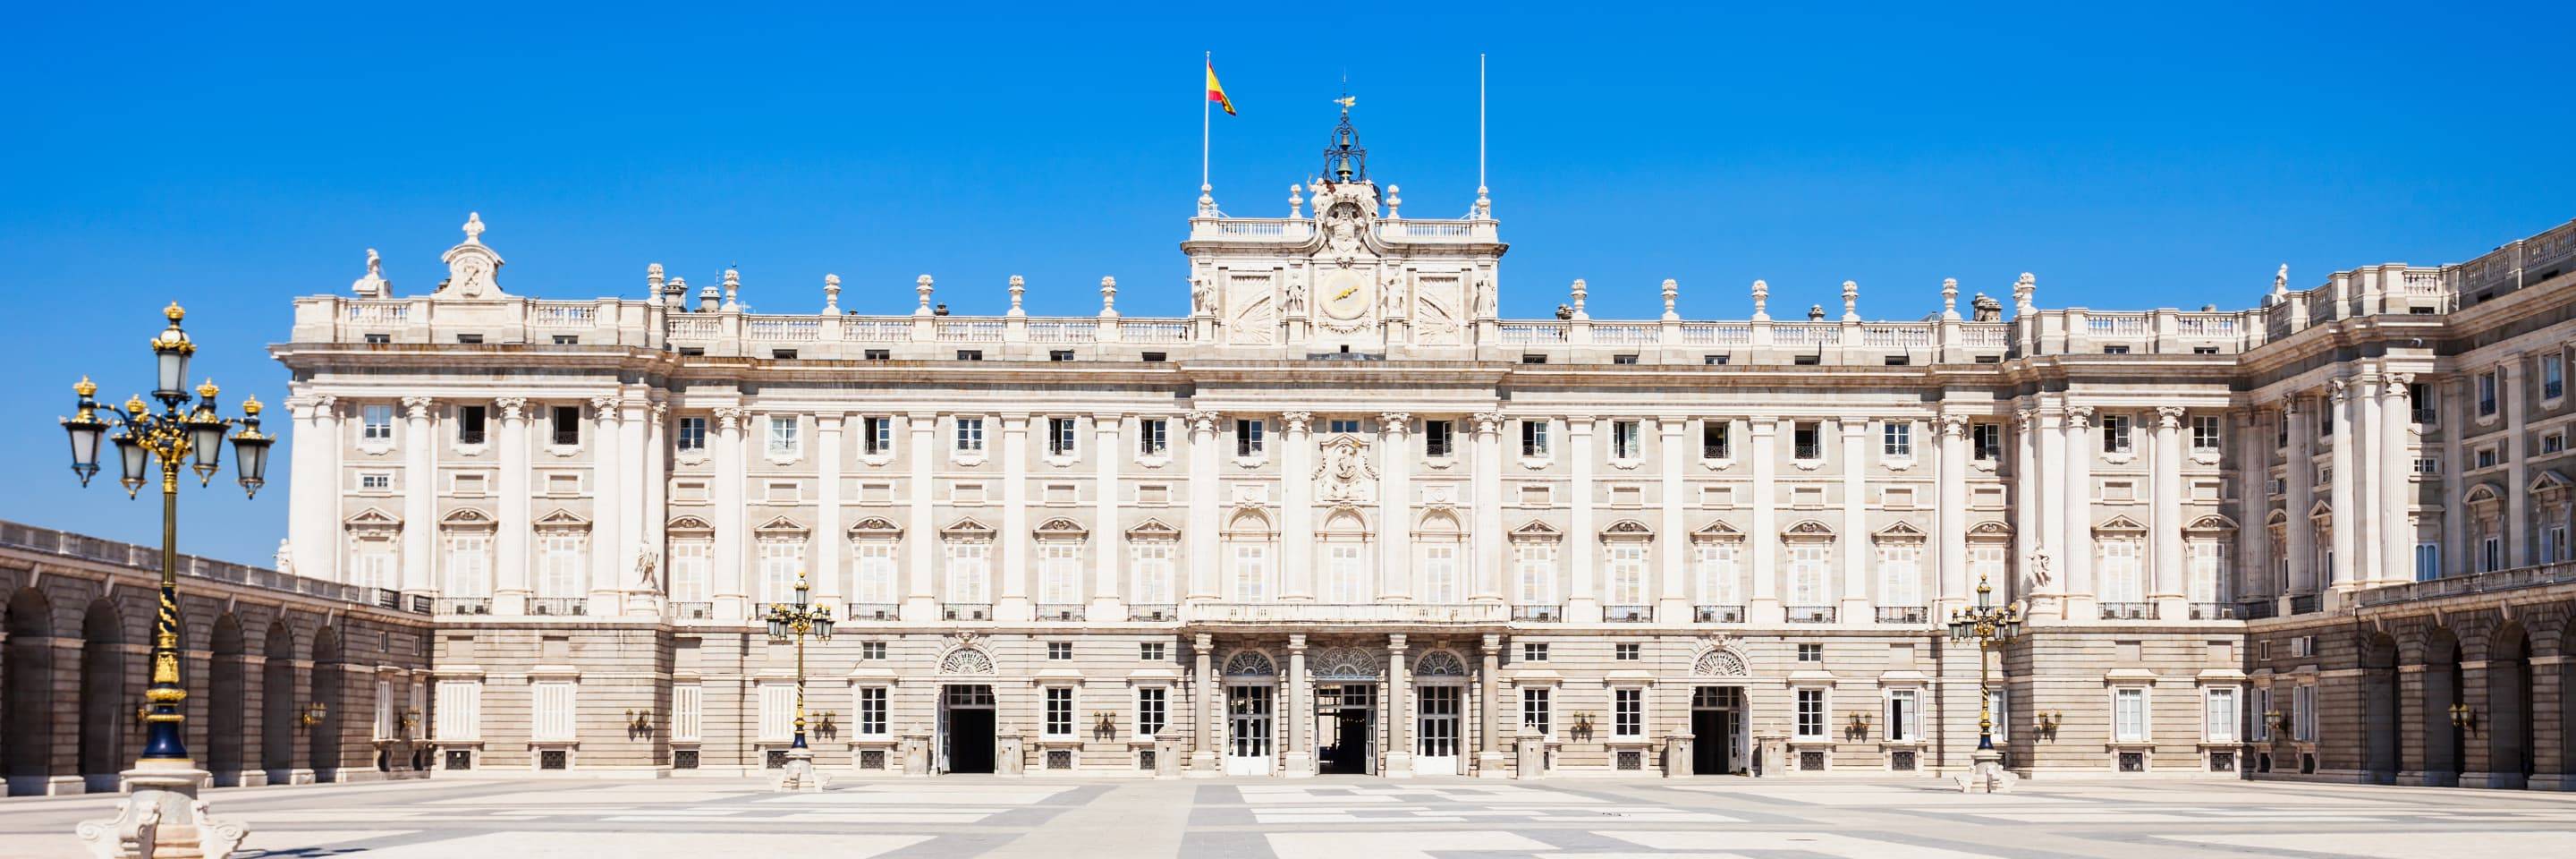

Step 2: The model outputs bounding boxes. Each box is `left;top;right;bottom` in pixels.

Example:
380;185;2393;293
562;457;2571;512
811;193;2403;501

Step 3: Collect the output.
1323;271;1371;321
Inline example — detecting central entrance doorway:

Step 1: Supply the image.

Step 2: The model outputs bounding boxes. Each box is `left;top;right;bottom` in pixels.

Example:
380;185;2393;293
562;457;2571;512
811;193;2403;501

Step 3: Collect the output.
1226;684;1275;776
1414;683;1462;776
1691;685;1746;776
941;685;996;774
1317;684;1377;775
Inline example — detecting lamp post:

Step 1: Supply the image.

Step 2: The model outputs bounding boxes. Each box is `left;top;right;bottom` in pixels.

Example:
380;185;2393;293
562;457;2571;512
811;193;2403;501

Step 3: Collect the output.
1945;573;2023;793
765;570;834;791
65;302;270;858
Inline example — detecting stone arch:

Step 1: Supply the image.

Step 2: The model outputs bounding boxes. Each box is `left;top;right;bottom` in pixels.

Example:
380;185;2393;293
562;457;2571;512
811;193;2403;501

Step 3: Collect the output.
1413;649;1468;678
936;645;995;676
78;599;123;791
1309;645;1383;681
4;587;55;782
1693;646;1750;677
2360;630;2401;782
207;614;249;784
309;625;344;782
261;620;297;774
1224;507;1274;538
2419;625;2465;783
2487;621;2536;785
1221;649;1277;678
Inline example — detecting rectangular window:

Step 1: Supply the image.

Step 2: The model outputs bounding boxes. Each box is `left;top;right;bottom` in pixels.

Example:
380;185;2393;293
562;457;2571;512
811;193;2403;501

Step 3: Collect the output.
1521;420;1550;457
533;681;576;742
2251;687;2272;743
1606;543;1647;605
2547;432;2567;455
2476;447;2497;469
1987;688;2009;743
1043;687;1075;738
2102;414;2133;454
1132;541;1176;605
1326;418;1362;435
1793;421;1821;461
1521;642;1549;662
1047;417;1077;456
1139;419;1169;455
1612;353;1640;365
856;686;888;736
2113;688;2148;743
1795;688;1826;740
860;641;886;660
758;684;796;742
1514;544;1555;603
361;404;394;441
669;540;710;602
676;416;707;452
2481;536;2503;573
1229;544;1269;601
1521;687;1553;739
1613;688;1644;738
1702;420;1731;459
1235;419;1266;456
1611;420;1641;460
2292;685;2317;742
1972;422;2002;461
2191;415;2223;451
2479;370;2498;416
1420;543;1460;604
550;405;580;446
360;472;392;490
957;349;983;361
2546;354;2566;400
1136;687;1168;738
457;405;487;445
954;417;986;453
2410;382;2436;425
1047;642;1073;660
673;684;702;742
1615;642;1640;661
1885;689;1919;742
767;415;799;456
853;541;896;603
434;681;483;741
1695;541;1741;606
1139;642;1165;661
2205;687;2239;744
946;541;992;603
862;348;890;361
2415;541;2441;582
1049;349;1074;362
1797;642;1822;662
1883;421;1912;458
863;416;893;455
1425;420;1454;457
538;534;584;598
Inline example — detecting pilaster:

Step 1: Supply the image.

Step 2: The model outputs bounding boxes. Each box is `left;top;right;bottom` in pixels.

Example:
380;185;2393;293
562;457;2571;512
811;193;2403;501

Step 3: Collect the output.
1838;417;1869;624
400;396;436;595
495;396;530;614
996;413;1031;621
1748;417;1782;624
1566;419;1600;623
1379;412;1413;601
902;412;939;621
1282;412;1315;600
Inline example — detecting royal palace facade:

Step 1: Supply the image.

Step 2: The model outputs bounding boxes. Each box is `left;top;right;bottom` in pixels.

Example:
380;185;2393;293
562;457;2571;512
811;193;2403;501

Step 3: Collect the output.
13;117;2559;793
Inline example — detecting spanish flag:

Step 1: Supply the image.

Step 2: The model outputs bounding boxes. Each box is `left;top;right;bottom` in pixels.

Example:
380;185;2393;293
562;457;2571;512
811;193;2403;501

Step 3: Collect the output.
1207;61;1236;115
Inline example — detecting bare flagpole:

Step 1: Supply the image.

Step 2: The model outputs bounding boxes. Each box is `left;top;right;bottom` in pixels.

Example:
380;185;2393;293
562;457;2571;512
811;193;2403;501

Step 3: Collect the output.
1201;50;1212;191
1479;53;1487;192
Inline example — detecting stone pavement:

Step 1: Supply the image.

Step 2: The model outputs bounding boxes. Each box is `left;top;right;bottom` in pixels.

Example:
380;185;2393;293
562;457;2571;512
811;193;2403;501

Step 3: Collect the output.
1;776;2572;858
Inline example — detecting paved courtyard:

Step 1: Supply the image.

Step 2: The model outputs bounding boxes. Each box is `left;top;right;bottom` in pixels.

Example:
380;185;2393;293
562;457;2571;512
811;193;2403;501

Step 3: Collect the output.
2;777;2572;858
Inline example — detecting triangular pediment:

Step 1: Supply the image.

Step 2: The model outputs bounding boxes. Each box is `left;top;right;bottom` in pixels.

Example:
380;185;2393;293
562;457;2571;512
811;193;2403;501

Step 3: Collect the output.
941;517;994;538
847;517;902;540
753;515;807;535
1968;520;2013;538
666;515;715;534
2093;515;2147;534
1033;517;1089;539
343;506;401;526
441;507;496;526
534;508;590;531
1601;519;1655;539
1692;519;1743;539
1126;518;1181;540
1873;521;1928;540
2186;514;2240;533
1510;520;1563;540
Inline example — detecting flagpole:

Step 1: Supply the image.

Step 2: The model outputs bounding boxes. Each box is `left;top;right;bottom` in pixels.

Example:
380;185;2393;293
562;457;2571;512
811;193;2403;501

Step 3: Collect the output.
1201;50;1211;191
1479;53;1487;191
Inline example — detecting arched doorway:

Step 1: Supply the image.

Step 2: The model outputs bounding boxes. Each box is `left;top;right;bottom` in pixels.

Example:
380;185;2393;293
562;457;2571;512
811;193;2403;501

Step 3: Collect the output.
4;588;55;794
2360;632;2401;784
207;615;246;786
2486;623;2535;788
2420;626;2463;787
309;626;343;782
79;599;124;792
261;621;296;780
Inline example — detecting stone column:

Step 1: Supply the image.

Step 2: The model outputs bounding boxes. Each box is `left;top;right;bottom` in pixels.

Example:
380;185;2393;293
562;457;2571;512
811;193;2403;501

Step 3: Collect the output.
1749;417;1782;623
1284;634;1311;776
2014;409;2041;606
1567;419;1599;622
289;395;343;583
1379;412;1413;600
1478;634;1507;777
589;396;623;614
2034;406;2067;617
2354;374;2383;586
2329;379;2359;591
2237;409;2270;603
1838;417;1869;624
1472;412;1507;602
2502;359;2530;567
1936;413;1970;610
1657;418;1690;621
711;406;748;620
2150;406;2186;618
815;412;844;604
495;396;530;613
1090;412;1124;619
1186;412;1221;601
2285;397;2317;600
1283;412;1315;600
2062;405;2095;620
1192;633;1217;773
2381;372;2416;585
639;402;668;611
400;396;436;594
902;412;938;620
998;413;1031;621
1386;634;1412;777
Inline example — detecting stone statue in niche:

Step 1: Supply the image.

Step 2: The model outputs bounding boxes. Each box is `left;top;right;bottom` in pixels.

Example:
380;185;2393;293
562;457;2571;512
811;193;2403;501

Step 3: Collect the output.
633;542;662;591
1380;271;1407;319
1284;277;1307;315
1191;276;1214;316
1474;276;1496;318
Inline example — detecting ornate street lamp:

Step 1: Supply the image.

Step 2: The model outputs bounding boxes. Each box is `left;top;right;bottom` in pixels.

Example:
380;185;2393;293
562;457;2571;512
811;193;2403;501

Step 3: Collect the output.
765;570;835;791
1945;573;2023;793
64;303;267;857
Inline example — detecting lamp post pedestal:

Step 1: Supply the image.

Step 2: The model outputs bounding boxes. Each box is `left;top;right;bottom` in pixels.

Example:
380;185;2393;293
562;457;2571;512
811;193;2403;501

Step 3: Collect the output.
75;759;250;859
1955;747;2017;794
774;746;826;793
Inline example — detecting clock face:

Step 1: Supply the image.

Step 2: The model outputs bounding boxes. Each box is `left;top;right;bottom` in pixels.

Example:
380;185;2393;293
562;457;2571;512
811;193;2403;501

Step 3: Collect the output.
1323;271;1371;320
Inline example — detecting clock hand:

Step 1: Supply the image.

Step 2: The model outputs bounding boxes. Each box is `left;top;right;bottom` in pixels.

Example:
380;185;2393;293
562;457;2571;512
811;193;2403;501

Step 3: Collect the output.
1335;285;1358;301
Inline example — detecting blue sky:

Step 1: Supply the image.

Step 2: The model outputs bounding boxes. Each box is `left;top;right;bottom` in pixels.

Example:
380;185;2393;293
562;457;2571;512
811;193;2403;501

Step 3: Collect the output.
4;2;2571;565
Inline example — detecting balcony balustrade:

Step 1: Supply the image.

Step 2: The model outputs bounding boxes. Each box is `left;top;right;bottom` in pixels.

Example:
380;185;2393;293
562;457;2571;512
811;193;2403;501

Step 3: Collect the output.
1693;605;1746;624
